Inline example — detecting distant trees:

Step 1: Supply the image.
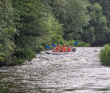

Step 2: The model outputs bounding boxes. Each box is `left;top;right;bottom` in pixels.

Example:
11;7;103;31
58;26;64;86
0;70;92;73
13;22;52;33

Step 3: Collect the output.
89;0;110;27
82;3;110;46
43;0;110;46
49;0;90;40
89;0;110;45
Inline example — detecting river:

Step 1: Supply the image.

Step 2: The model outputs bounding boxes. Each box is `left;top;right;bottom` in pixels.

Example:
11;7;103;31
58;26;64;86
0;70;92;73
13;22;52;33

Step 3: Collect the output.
0;47;110;93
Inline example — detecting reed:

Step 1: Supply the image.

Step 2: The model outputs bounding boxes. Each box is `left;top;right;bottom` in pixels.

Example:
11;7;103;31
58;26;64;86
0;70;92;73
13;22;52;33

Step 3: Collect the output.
99;45;110;66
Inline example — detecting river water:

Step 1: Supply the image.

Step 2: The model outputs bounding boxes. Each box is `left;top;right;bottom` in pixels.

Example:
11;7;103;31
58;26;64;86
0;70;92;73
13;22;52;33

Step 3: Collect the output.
0;47;110;93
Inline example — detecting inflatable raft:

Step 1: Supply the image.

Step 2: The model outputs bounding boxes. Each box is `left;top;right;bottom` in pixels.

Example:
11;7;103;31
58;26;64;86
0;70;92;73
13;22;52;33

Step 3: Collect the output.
46;48;76;55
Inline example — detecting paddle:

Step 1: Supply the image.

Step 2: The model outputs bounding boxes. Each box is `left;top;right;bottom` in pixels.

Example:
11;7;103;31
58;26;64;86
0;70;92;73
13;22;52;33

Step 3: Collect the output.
70;42;78;52
52;44;56;47
45;46;51;54
46;46;51;49
74;41;78;45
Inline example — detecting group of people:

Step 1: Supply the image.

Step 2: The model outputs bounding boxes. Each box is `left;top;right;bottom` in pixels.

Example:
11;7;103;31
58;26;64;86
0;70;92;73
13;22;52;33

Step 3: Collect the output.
52;44;72;52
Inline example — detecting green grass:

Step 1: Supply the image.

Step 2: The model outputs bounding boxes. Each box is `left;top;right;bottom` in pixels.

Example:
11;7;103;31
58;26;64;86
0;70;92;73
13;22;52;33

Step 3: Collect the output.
99;45;110;66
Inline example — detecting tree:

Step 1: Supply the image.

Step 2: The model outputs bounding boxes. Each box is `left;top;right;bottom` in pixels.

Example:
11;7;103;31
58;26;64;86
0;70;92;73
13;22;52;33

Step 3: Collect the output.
89;0;110;44
37;3;64;45
11;0;50;61
11;0;64;63
0;0;17;65
82;3;110;46
48;0;90;40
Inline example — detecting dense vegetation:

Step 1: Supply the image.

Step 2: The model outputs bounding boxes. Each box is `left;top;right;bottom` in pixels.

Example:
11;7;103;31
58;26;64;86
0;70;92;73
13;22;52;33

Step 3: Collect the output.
0;0;110;66
99;45;110;66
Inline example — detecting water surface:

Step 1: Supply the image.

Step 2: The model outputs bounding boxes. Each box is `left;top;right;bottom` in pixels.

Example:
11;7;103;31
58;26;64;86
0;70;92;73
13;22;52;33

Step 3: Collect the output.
0;47;110;93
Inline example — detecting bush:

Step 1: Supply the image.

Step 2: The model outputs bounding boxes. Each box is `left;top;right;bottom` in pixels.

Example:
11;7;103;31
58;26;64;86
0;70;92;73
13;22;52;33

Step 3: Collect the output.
13;48;36;63
104;43;110;46
0;57;4;62
23;48;36;61
99;45;110;66
75;42;90;47
12;56;25;65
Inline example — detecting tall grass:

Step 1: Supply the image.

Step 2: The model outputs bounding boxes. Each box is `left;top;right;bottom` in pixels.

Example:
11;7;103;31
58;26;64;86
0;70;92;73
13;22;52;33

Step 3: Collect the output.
99;45;110;66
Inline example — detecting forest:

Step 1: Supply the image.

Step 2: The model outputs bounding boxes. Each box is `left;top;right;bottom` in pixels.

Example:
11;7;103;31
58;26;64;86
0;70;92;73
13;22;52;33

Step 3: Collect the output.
0;0;110;66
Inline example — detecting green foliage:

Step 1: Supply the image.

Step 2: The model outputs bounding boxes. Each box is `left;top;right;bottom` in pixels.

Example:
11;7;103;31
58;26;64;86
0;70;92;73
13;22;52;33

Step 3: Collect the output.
82;27;95;44
12;56;25;65
1;0;110;67
50;0;90;40
89;0;110;27
64;40;90;47
0;57;4;62
105;43;110;46
82;3;110;46
52;34;64;44
12;48;35;65
10;0;45;65
0;51;5;64
99;45;110;66
89;0;110;45
0;0;16;66
10;0;63;66
36;4;64;45
11;0;43;48
23;48;36;61
76;42;90;47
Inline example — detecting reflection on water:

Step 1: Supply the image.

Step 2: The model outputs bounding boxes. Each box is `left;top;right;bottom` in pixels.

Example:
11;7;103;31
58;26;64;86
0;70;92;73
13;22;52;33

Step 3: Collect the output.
0;47;110;93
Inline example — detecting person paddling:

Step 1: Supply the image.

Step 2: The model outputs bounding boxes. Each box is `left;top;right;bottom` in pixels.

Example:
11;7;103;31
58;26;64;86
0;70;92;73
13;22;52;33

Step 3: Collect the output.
61;44;67;52
52;44;61;52
67;44;72;52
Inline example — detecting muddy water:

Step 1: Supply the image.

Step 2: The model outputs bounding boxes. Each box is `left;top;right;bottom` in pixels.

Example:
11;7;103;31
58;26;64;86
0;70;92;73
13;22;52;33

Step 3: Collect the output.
0;47;110;93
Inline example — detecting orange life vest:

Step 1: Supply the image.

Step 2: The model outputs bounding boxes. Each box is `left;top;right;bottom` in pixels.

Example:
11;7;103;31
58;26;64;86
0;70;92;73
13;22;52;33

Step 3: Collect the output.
61;46;67;52
67;46;71;52
55;46;61;52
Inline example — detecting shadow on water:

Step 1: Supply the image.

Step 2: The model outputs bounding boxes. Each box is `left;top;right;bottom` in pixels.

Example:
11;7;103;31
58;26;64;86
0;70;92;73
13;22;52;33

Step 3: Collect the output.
63;87;110;92
63;88;83;91
0;83;52;93
0;77;52;93
95;87;110;91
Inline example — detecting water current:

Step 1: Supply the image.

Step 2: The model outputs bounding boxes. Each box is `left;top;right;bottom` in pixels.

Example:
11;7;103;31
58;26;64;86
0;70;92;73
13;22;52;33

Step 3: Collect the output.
0;47;110;93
